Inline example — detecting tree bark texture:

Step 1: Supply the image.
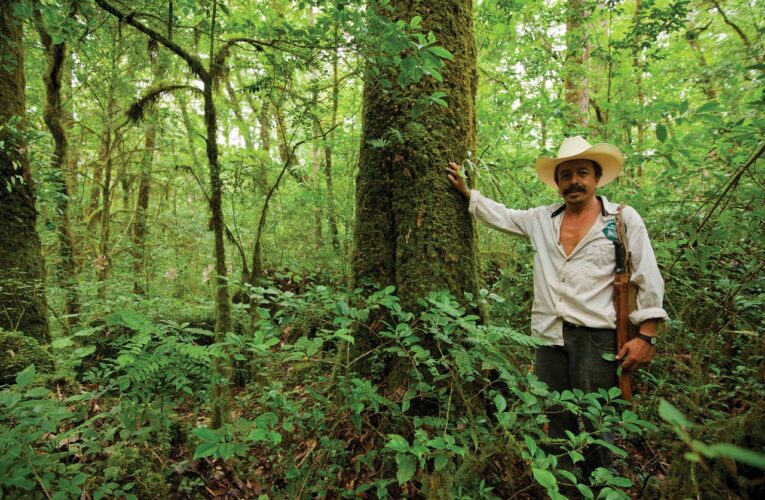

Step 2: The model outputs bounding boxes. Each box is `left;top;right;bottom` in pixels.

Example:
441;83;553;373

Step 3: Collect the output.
324;39;341;252
563;0;590;132
312;120;324;249
257;99;271;190
132;43;163;296
96;67;119;299
37;12;80;325
353;1;480;318
0;1;50;342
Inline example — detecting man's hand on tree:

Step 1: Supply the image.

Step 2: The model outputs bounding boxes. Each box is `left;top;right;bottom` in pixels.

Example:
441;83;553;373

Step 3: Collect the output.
616;338;656;374
447;162;470;199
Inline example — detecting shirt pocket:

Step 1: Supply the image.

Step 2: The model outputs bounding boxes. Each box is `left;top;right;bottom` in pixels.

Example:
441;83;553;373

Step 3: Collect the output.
583;242;616;280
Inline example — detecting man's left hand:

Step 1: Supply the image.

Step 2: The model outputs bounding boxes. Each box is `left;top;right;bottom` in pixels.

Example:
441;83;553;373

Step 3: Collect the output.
616;338;656;374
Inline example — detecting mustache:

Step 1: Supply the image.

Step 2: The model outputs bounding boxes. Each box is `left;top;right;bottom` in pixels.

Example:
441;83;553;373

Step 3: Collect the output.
564;184;586;195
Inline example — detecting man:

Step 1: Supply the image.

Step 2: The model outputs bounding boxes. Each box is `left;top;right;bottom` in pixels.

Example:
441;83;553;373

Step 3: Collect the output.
447;136;667;475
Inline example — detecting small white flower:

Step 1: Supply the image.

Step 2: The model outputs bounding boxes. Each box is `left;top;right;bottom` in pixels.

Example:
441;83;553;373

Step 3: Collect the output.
202;264;214;284
164;267;179;281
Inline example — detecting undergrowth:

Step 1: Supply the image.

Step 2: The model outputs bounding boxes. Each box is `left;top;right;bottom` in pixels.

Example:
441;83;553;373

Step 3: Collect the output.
1;282;763;499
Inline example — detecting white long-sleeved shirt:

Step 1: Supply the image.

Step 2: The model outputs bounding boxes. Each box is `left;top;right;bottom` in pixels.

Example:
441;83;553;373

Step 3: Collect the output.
469;190;667;346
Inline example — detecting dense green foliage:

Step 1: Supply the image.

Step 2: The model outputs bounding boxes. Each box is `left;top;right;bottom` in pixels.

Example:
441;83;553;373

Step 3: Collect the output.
1;0;763;497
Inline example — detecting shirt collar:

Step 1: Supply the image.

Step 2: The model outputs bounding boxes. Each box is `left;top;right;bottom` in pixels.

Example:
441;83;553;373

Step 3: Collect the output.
550;195;619;218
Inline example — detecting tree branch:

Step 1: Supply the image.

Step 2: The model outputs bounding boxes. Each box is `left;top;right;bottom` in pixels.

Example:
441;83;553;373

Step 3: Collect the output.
127;84;202;122
697;141;765;233
94;0;208;79
710;0;754;51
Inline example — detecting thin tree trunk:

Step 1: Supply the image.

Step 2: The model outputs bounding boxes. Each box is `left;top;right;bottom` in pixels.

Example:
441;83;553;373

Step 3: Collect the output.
312;120;323;249
96;39;120;300
36;8;80;326
275;103;291;169
248;99;270;286
0;1;50;342
687;21;718;100
132;43;163;295
225;79;255;152
564;0;590;132
257;99;270;190
631;0;645;177
177;92;202;169
96;111;115;299
324;34;341;251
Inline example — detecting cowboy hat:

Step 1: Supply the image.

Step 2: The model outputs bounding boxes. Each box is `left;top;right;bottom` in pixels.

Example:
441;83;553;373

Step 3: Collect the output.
535;136;624;188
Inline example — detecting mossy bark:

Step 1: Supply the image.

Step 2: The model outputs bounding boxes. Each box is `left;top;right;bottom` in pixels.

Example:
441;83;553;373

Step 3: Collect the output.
132;44;164;296
352;0;480;378
324;38;341;252
0;1;50;343
563;0;590;132
36;9;80;326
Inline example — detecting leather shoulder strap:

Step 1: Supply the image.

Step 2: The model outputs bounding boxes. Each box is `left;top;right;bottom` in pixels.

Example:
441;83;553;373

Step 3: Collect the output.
615;204;632;274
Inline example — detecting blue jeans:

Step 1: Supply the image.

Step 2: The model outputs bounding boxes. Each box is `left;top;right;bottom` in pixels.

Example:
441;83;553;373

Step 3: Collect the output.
535;322;618;478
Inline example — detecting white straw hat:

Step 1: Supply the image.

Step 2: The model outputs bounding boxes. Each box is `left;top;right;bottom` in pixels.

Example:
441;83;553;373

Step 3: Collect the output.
535;136;624;188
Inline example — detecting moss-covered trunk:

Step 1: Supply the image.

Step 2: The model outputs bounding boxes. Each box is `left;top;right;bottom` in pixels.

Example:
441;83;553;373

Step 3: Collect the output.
352;0;480;379
37;12;80;326
564;0;590;132
132;44;163;296
324;38;341;252
204;81;233;429
0;0;50;342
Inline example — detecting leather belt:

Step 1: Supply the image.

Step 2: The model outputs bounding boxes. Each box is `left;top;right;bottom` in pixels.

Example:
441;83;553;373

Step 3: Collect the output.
562;320;614;332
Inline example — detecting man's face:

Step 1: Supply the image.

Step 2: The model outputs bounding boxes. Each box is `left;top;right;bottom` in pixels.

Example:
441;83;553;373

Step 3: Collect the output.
555;160;601;206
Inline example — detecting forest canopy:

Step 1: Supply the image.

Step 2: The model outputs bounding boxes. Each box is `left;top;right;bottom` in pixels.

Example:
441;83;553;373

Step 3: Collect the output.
0;0;763;498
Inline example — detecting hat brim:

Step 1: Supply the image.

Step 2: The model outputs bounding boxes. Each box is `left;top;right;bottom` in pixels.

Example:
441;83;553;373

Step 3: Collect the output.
535;143;624;189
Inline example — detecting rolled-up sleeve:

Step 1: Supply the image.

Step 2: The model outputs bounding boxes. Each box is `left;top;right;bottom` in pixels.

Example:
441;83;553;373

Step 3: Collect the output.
468;189;533;237
623;207;669;325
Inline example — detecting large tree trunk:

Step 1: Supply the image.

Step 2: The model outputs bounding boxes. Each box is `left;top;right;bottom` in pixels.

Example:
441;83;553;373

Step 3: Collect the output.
353;0;480;382
37;10;80;327
0;1;50;342
563;0;590;132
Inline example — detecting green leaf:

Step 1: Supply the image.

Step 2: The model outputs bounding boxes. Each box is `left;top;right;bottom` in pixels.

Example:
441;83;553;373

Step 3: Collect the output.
396;454;416;484
532;467;557;490
193;427;221;443
427;46;453;60
493;393;507;413
696;101;721;113
15;364;35;389
656;124;667;143
51;337;74;349
593;439;628;458
576;483;595;499
433;453;448;471
524;435;538;457
385;434;410;453
601;353;616;362
410;15;422;28
658;399;692;430
193;442;219;459
709;443;765;469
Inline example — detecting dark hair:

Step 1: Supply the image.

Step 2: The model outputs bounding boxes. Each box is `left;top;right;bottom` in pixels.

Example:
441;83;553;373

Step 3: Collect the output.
554;160;602;184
